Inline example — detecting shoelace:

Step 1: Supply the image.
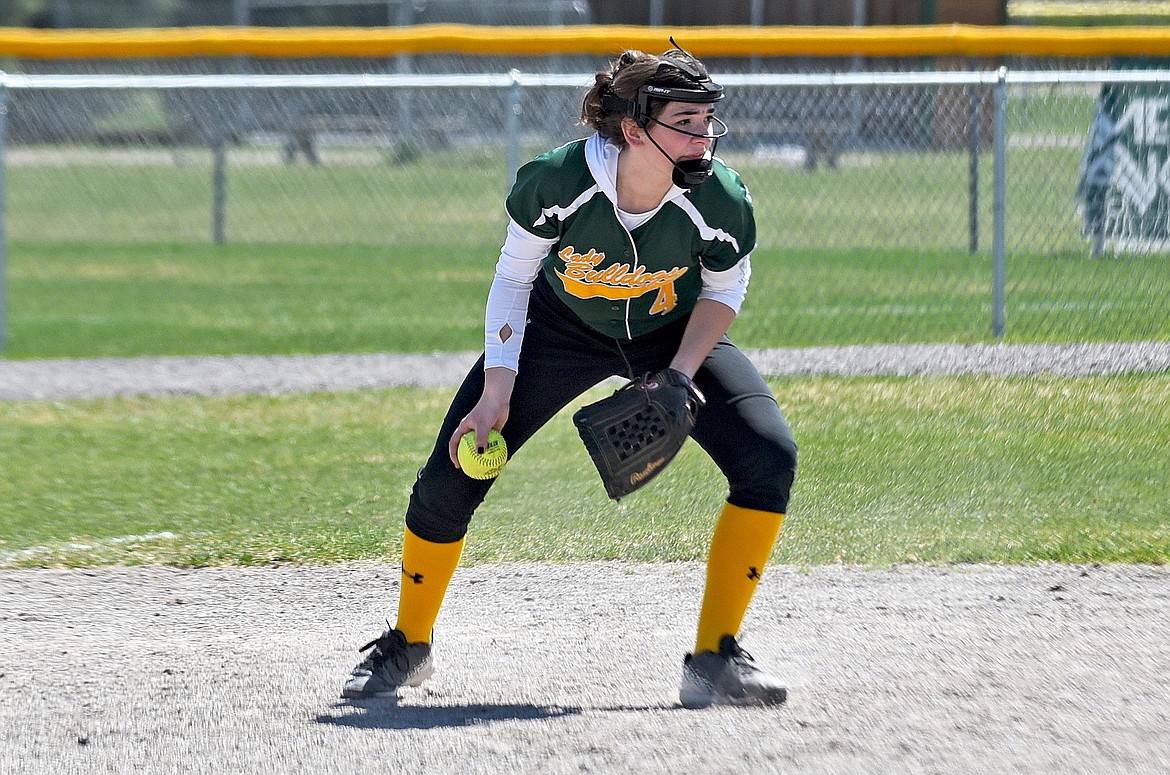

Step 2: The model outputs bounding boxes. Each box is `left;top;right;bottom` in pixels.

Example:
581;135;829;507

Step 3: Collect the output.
721;638;760;668
356;625;410;673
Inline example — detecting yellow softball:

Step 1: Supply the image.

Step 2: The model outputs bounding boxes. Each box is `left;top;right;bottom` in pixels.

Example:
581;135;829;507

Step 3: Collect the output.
457;429;508;480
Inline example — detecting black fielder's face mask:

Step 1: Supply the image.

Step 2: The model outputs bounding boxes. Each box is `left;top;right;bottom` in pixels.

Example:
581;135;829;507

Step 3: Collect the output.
601;46;728;189
643;109;729;188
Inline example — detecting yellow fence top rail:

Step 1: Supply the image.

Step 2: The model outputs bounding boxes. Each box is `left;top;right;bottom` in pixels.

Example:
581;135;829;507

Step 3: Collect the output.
1;24;1170;60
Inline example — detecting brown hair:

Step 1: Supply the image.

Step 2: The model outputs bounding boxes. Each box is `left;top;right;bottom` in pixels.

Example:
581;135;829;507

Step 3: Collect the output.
580;48;712;146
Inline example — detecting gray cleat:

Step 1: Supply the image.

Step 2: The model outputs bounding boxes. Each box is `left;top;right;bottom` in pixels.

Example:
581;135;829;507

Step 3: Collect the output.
679;634;788;709
341;627;434;699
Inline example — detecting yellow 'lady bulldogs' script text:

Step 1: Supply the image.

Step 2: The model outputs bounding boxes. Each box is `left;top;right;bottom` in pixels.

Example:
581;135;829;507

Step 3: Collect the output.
554;246;688;315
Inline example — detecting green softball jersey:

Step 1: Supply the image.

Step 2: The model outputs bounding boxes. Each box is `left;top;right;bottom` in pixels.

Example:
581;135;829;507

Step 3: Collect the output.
505;135;756;340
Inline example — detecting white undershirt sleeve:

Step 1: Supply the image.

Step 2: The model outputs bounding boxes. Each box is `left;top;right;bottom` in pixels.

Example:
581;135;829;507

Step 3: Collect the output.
484;219;557;372
698;254;752;314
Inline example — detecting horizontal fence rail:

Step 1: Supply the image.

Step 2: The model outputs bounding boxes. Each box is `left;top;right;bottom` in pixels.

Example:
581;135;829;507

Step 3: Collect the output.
9;68;1170;88
2;67;1169;352
5;24;1170;59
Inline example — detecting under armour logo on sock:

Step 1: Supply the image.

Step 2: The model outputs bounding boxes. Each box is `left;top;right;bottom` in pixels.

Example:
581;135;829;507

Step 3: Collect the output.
402;565;424;584
747;566;761;581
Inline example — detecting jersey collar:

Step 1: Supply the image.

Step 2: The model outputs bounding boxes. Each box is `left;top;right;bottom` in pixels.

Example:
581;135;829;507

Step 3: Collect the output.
584;133;689;212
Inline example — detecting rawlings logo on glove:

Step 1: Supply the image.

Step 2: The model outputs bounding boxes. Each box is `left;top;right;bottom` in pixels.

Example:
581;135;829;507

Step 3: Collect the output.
572;368;706;500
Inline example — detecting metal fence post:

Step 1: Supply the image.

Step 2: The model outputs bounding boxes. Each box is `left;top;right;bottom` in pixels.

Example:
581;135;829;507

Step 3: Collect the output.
968;61;981;253
992;66;1008;339
0;80;7;353
649;0;664;26
749;0;764;73
213;131;227;244
506;71;522;195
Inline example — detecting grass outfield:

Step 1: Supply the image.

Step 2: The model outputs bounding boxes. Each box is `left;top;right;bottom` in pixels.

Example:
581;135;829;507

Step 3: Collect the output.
5;144;1089;253
1;374;1167;568
8;138;1167;349
2;137;1166;568
6;239;1169;358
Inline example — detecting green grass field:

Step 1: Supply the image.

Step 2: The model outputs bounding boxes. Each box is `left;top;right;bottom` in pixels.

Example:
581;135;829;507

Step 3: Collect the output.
2;136;1168;568
5;238;1169;358
5;143;1091;253
7;137;1168;354
2;374;1167;568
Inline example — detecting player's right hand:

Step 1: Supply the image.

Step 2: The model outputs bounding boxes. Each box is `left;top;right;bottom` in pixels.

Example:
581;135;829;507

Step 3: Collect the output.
448;369;515;467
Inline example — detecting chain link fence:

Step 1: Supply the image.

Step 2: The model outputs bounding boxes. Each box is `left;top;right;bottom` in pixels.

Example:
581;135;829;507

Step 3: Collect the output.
2;61;1169;347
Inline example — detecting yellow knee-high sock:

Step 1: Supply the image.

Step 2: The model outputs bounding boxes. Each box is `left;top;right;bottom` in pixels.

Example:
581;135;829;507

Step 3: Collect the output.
394;527;465;644
695;504;785;654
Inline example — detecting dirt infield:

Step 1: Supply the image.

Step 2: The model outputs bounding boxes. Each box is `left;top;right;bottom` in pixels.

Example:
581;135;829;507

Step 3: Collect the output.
2;562;1168;774
4;342;1169;400
3;344;1168;772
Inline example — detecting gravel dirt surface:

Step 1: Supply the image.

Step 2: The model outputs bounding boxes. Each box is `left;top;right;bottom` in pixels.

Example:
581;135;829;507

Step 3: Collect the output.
1;563;1168;774
3;341;1169;400
2;343;1168;773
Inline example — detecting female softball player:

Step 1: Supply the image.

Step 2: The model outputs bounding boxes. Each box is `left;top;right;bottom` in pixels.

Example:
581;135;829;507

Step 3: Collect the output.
343;43;798;708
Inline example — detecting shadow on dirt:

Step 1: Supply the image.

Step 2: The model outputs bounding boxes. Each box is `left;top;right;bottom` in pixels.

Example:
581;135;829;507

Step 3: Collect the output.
316;701;585;730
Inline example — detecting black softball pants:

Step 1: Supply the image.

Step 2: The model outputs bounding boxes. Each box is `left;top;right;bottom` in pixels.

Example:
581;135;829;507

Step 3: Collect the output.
405;285;798;544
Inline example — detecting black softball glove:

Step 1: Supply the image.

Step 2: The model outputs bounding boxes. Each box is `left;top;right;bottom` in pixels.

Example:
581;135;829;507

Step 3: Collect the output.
572;368;706;501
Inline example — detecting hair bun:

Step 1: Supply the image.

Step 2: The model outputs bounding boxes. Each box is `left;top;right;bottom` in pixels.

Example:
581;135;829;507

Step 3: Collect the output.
616;51;641;69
